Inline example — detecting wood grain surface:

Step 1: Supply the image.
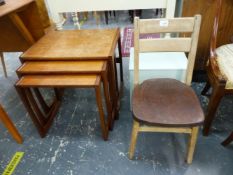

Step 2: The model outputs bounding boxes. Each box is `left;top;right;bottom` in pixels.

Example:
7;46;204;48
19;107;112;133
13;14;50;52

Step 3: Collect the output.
182;0;233;70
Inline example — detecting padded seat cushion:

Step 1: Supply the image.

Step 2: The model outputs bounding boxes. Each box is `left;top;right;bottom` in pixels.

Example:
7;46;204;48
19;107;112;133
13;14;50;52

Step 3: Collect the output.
132;79;204;127
216;44;233;89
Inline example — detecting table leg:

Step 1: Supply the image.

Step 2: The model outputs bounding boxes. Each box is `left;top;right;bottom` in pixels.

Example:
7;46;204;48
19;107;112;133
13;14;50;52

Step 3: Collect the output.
9;12;35;45
71;12;81;29
101;69;113;130
118;37;123;83
33;88;50;113
108;56;120;120
95;85;109;141
15;86;61;138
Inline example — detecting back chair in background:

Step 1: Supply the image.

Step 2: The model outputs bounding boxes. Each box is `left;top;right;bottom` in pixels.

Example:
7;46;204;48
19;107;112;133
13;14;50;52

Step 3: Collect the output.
201;0;233;138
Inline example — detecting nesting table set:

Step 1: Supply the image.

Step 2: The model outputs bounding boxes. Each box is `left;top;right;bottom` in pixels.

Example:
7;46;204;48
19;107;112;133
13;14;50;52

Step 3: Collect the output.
15;28;123;140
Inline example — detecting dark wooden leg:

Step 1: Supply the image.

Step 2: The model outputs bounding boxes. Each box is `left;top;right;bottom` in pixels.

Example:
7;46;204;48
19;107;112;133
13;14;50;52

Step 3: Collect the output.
113;56;120;119
105;11;108;24
203;83;225;136
15;87;46;137
15;86;61;138
108;56;119;120
134;10;142;18
33;88;50;113
0;104;23;144
201;81;211;95
26;88;47;124
54;88;64;101
0;52;7;78
113;56;119;94
129;10;133;23
155;9;159;16
222;131;233;146
95;85;108;141
102;70;113;130
118;37;123;83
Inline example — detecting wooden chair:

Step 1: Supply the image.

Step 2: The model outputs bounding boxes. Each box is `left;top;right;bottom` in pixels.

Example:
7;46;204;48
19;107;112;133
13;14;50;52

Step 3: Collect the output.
201;0;233;136
0;104;23;143
128;15;203;164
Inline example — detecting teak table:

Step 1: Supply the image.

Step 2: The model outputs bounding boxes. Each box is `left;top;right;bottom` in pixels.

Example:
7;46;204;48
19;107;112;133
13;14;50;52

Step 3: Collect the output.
0;0;45;77
16;29;122;139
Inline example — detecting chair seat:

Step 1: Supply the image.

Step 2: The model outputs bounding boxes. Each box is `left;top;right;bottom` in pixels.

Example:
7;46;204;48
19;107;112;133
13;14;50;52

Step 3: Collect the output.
132;78;204;127
216;44;233;89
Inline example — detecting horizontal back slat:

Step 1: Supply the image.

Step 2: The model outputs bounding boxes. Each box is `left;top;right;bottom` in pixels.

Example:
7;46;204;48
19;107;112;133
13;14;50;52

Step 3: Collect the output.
139;18;195;34
139;38;192;52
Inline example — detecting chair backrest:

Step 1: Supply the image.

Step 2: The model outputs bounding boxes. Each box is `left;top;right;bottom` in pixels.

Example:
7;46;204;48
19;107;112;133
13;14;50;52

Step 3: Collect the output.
133;15;201;87
210;0;222;58
45;0;176;30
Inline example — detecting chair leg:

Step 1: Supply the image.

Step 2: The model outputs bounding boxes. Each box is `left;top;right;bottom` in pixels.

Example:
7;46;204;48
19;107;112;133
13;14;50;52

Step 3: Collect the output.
83;12;88;20
221;131;233;146
186;127;199;164
95;85;109;141
104;11;108;24
203;84;225;136
0;104;23;144
201;81;211;95
94;11;100;26
129;119;140;159
0;52;7;78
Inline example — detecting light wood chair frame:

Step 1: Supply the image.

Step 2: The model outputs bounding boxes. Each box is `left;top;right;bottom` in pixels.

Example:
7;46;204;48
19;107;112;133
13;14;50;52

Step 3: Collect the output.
0;104;23;143
129;15;202;164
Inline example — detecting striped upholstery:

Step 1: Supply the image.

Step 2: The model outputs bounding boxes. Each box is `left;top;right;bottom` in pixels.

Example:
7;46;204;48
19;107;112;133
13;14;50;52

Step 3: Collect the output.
216;44;233;89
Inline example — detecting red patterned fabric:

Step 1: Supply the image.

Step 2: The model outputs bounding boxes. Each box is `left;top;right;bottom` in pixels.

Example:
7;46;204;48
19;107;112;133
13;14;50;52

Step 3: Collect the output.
121;27;160;57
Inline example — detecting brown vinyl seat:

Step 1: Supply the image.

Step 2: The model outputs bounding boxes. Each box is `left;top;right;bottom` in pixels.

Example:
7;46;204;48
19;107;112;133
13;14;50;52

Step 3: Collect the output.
133;79;204;127
128;15;203;164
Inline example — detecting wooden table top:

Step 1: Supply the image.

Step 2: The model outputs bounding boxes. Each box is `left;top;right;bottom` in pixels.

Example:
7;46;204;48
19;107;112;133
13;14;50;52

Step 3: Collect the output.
0;0;34;17
21;28;120;61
